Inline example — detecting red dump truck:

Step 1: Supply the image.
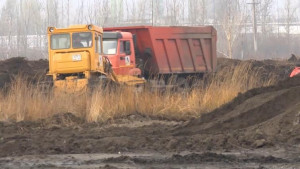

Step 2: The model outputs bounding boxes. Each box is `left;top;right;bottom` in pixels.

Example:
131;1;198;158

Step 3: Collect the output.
103;26;217;85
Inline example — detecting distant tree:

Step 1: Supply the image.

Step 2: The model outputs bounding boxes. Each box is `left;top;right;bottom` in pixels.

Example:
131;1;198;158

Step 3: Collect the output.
18;0;43;58
217;0;246;58
152;0;164;25
109;0;124;25
46;0;59;26
284;0;297;52
188;0;206;25
137;0;150;24
165;0;184;25
67;0;70;26
85;0;110;26
259;0;274;37
0;0;18;58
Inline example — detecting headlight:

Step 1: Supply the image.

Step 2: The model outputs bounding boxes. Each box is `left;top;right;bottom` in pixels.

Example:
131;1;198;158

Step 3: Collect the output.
49;27;54;33
88;25;93;30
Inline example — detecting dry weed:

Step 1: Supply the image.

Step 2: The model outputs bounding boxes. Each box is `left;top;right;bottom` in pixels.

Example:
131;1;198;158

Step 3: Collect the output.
0;62;276;122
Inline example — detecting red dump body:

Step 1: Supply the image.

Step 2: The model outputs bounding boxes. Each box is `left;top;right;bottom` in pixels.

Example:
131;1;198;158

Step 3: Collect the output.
104;26;217;75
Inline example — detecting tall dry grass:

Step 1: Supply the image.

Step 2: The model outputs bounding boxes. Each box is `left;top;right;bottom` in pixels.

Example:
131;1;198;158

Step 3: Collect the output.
0;62;276;123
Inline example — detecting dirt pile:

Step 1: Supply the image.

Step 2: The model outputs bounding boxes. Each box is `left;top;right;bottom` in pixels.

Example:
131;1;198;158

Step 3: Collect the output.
216;57;294;82
1;73;300;157
176;76;300;149
0;57;48;88
0;58;300;160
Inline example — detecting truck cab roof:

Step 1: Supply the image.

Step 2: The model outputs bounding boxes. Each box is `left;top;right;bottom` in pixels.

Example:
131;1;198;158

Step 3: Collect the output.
103;32;132;39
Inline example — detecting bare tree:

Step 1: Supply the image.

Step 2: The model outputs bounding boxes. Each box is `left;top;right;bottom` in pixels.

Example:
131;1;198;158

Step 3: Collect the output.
152;0;164;25
188;0;206;25
165;0;184;25
92;0;110;26
67;0;70;26
18;0;42;58
0;0;18;58
284;0;297;52
108;0;125;25
259;0;274;36
75;0;84;24
86;1;96;24
46;0;59;26
217;0;246;58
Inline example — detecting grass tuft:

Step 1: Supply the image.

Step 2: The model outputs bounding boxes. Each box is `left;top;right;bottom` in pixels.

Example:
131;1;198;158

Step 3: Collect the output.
0;62;276;122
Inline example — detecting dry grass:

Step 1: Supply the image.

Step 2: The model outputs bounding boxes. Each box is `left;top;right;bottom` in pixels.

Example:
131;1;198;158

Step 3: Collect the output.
0;62;276;123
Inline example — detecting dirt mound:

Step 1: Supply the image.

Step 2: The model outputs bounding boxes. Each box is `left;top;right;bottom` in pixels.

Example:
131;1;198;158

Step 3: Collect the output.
216;58;294;82
288;54;298;62
0;58;299;160
176;76;300;149
0;57;48;88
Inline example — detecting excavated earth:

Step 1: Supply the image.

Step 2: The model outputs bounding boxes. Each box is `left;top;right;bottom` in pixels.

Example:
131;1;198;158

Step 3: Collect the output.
0;57;300;168
0;57;48;89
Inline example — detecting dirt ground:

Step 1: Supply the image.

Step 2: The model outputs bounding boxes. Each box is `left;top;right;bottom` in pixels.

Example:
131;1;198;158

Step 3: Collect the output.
0;57;48;89
0;57;300;168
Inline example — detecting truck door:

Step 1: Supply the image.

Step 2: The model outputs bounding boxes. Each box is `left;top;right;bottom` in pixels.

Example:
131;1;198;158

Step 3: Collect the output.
118;40;133;74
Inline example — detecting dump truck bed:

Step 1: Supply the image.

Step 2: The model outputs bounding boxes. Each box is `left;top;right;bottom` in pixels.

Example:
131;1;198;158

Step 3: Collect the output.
104;26;217;75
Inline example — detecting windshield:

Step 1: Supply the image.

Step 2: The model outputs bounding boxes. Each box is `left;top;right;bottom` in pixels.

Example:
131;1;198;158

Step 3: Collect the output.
72;32;92;48
103;39;117;55
51;34;70;50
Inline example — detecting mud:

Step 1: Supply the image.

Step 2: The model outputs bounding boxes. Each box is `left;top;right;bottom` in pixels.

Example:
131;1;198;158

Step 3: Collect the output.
0;57;48;88
1;151;299;169
0;57;300;168
215;58;295;81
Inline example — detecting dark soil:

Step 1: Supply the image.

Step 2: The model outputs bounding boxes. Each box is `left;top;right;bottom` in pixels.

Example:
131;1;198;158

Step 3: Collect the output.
103;152;290;164
215;57;294;82
0;76;300;157
0;57;300;168
0;57;48;88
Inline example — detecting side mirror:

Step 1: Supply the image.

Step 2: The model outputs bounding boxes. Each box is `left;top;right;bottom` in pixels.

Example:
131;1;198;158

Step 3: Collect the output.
125;41;131;55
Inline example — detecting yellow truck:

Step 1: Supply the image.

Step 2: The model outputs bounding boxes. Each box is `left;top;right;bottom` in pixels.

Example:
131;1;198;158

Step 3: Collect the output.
47;25;145;92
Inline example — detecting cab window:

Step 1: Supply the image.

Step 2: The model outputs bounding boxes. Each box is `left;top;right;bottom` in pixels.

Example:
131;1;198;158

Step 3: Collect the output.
72;32;92;48
103;39;117;55
51;34;70;50
120;41;125;54
119;41;131;55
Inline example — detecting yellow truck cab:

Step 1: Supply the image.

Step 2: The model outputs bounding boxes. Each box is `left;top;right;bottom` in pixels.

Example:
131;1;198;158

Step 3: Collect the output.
47;25;144;92
47;25;113;92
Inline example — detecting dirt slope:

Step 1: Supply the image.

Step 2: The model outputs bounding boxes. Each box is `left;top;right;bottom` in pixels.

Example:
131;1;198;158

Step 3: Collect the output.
0;58;300;168
0;57;48;88
175;76;300;149
0;77;300;158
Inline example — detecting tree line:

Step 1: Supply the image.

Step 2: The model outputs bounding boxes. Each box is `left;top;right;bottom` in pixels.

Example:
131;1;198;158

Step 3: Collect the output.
0;0;299;60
